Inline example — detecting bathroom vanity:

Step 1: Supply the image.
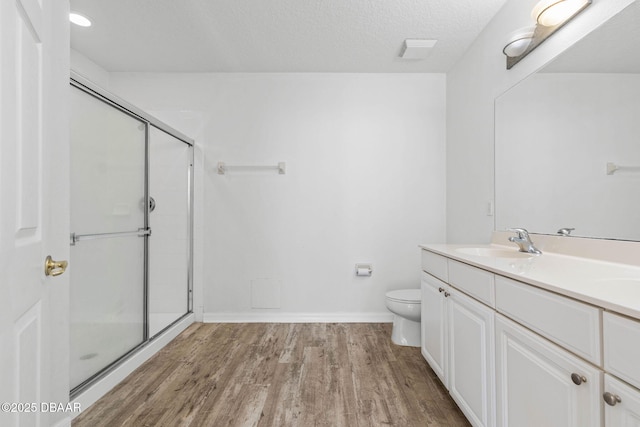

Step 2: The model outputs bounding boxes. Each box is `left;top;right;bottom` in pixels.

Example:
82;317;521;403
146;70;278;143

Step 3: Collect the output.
419;232;640;427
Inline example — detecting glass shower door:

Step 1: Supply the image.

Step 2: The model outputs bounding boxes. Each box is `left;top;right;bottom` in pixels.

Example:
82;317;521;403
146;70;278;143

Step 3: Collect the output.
69;86;147;391
148;126;191;337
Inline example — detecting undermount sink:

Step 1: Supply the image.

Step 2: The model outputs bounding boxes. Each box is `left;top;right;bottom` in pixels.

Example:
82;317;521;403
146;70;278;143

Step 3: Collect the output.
455;247;534;258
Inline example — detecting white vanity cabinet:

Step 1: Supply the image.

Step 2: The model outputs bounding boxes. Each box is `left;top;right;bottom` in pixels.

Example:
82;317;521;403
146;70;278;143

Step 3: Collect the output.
420;246;640;427
421;260;495;427
603;312;640;391
495;314;602;427
603;312;640;426
495;276;601;366
603;374;640;426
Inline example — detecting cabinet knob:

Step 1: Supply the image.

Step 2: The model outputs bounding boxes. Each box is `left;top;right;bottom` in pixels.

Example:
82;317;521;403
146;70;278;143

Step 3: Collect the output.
570;373;587;385
438;287;444;293
603;392;622;406
444;291;450;297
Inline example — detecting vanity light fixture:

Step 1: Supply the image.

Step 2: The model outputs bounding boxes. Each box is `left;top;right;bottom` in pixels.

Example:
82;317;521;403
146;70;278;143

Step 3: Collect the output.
504;0;591;69
503;27;535;58
70;12;92;27
533;0;591;27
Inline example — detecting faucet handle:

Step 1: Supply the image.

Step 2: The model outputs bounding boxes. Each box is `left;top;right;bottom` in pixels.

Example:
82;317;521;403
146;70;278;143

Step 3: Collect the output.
508;228;530;239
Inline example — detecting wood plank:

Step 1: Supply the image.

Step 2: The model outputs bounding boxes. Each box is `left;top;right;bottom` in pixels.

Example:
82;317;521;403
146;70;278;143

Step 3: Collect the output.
73;323;470;427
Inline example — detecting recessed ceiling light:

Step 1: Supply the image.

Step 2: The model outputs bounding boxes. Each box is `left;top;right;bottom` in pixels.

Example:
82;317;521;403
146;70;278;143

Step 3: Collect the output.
70;12;92;27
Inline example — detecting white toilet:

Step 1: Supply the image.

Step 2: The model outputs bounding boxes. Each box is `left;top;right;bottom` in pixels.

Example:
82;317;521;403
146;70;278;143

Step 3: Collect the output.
385;289;421;347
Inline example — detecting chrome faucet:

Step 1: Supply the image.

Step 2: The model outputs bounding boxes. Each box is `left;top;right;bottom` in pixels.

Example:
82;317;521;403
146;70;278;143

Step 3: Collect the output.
557;227;575;236
508;228;542;254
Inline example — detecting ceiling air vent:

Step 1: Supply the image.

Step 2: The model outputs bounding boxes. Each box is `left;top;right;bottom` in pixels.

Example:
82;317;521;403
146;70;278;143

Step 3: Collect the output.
400;39;437;59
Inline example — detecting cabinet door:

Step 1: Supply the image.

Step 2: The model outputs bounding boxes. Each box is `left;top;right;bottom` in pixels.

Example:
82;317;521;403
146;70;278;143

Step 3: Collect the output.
495;315;602;427
604;374;640;426
421;272;447;385
448;288;495;427
604;312;640;390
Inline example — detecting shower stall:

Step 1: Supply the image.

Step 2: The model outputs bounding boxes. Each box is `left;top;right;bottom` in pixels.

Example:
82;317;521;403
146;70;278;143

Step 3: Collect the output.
69;74;194;395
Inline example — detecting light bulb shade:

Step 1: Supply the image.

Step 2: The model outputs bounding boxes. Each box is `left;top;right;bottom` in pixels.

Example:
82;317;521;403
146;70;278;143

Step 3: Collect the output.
70;12;92;27
533;0;590;27
503;37;532;57
503;27;535;58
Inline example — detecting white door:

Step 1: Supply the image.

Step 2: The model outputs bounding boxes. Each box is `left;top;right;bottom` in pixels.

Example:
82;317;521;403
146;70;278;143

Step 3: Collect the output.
495;315;601;427
604;374;640;426
448;288;495;427
0;0;69;426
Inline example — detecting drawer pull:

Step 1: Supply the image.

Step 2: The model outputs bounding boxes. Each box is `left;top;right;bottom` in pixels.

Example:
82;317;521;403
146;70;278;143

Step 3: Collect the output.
444;291;450;298
438;287;445;293
570;373;587;385
603;392;622;406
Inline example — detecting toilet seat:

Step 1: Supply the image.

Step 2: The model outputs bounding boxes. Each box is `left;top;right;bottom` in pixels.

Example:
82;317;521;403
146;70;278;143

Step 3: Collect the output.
385;289;421;304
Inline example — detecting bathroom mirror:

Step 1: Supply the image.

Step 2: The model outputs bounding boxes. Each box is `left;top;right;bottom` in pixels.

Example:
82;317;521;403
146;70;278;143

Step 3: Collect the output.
495;1;640;241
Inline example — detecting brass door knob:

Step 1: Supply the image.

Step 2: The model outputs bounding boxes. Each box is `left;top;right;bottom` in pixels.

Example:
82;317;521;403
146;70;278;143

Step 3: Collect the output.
44;255;68;277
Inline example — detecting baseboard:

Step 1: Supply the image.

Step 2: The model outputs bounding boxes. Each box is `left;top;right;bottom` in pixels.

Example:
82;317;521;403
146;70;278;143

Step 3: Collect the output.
203;312;393;323
71;313;195;419
51;416;71;427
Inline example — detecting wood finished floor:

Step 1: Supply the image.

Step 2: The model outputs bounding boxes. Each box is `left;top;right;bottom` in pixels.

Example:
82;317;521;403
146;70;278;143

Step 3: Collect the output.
73;323;469;427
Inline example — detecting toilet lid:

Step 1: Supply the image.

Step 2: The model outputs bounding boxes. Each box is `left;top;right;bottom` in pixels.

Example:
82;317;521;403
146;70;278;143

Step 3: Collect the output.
386;289;421;303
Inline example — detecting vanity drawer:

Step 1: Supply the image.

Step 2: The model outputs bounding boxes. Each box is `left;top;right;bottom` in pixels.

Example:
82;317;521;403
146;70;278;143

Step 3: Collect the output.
421;250;448;282
495;276;602;366
447;260;495;307
604;312;640;390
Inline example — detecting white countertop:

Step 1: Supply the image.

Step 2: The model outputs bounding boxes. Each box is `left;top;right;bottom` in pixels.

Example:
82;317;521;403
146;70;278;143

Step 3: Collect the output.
419;241;640;320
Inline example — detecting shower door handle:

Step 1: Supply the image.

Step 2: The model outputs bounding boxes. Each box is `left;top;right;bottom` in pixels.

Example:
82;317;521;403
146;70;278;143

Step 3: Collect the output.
141;196;156;212
70;228;152;245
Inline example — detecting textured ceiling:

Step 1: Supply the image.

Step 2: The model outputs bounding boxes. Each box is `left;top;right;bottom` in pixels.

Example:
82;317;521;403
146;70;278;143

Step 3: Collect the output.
70;0;507;73
542;1;640;73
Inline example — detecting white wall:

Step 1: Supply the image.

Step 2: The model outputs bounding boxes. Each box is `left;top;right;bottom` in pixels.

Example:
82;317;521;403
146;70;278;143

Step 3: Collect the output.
446;0;635;243
70;48;110;89
109;73;447;320
495;73;640;241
